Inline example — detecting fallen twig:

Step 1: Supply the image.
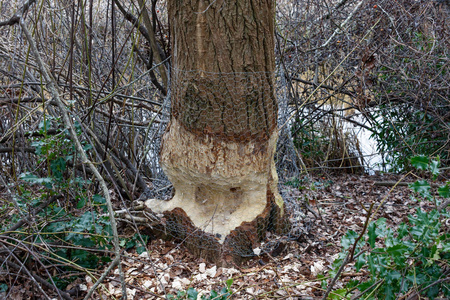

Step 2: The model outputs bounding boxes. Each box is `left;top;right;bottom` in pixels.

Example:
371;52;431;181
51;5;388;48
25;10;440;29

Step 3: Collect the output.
374;181;441;188
0;256;73;300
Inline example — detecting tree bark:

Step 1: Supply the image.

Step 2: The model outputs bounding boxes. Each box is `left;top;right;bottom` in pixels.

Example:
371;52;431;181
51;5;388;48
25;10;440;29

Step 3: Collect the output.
145;0;285;265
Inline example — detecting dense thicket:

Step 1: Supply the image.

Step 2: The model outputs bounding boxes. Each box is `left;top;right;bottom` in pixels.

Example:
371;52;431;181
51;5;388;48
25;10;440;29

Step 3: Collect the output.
0;0;448;298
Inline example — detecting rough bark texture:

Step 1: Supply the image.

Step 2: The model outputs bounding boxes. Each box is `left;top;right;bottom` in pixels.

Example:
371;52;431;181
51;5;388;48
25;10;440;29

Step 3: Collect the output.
170;0;277;141
145;0;285;265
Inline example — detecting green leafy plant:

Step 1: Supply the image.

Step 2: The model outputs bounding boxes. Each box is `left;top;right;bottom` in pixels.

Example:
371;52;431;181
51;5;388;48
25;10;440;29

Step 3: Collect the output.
120;234;150;254
292;118;327;166
19;118;92;194
326;156;449;299
9;120;112;277
43;198;113;268
371;106;449;173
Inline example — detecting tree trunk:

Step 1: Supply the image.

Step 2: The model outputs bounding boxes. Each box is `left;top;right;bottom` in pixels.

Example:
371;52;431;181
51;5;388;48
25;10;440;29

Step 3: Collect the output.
145;0;285;265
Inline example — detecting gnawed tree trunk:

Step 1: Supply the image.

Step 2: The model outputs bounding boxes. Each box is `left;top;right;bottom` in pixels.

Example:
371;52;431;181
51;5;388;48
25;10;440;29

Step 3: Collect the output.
145;0;286;265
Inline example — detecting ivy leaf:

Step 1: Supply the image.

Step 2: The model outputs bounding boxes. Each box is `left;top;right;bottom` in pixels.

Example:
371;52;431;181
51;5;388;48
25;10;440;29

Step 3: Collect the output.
409;180;431;199
441;242;450;253
226;278;233;290
19;172;53;186
375;218;387;236
397;223;409;239
83;143;93;152
384;283;394;300
38;119;52;132
46;221;67;233
428;159;440;178
329;288;347;299
438;183;450;198
385;244;408;256
386;270;401;283
355;253;366;271
426;285;440;299
186;287;198;299
368;222;376;248
93;194;106;204
357;280;375;294
80;211;94;228
341;230;359;250
220;286;229;296
77;197;87;209
368;255;376;276
410;155;429;170
50;157;66;180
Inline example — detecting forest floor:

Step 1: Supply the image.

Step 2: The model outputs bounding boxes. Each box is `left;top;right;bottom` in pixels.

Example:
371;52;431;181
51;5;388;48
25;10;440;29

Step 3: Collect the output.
89;172;441;300
3;173;445;300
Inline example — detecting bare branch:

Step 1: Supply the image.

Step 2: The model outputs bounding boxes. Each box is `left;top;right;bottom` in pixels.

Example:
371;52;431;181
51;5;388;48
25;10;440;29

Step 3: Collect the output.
0;0;36;27
18;15;125;297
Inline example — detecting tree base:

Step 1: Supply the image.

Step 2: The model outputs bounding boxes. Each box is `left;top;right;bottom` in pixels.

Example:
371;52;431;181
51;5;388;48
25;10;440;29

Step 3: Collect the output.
144;193;289;266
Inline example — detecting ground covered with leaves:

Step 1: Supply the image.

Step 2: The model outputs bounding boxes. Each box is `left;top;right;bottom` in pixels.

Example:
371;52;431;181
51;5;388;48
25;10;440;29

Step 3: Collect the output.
87;172;447;300
2;172;448;300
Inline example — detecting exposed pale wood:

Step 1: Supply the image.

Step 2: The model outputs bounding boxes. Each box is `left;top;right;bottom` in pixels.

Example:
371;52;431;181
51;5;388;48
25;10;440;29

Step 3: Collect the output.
145;192;288;266
148;121;281;241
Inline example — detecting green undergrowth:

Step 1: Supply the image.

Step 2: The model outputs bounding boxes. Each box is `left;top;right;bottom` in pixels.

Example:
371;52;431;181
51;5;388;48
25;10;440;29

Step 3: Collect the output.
1;118;114;290
325;155;449;299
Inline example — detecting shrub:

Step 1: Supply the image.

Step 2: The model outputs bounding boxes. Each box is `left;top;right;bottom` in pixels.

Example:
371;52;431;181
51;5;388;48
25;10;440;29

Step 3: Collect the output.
327;156;449;299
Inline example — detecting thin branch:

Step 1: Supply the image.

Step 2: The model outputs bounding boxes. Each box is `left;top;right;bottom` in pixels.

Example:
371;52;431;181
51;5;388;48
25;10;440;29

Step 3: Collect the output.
288;75;356;98
0;256;72;300
114;0;168;92
18;16;125;298
0;128;61;144
350;203;373;261
82;256;121;300
316;107;374;132
0;0;36;27
280;17;382;131
0;96;52;105
0;147;35;153
321;0;366;47
321;252;351;300
1;194;62;236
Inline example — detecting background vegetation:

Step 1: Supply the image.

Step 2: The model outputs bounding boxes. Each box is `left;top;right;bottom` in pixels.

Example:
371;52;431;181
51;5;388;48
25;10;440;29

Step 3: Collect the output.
0;0;448;298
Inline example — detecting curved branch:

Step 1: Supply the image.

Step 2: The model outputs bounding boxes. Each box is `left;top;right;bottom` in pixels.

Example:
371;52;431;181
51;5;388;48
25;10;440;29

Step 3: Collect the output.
18;16;125;297
114;0;168;93
0;0;36;27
